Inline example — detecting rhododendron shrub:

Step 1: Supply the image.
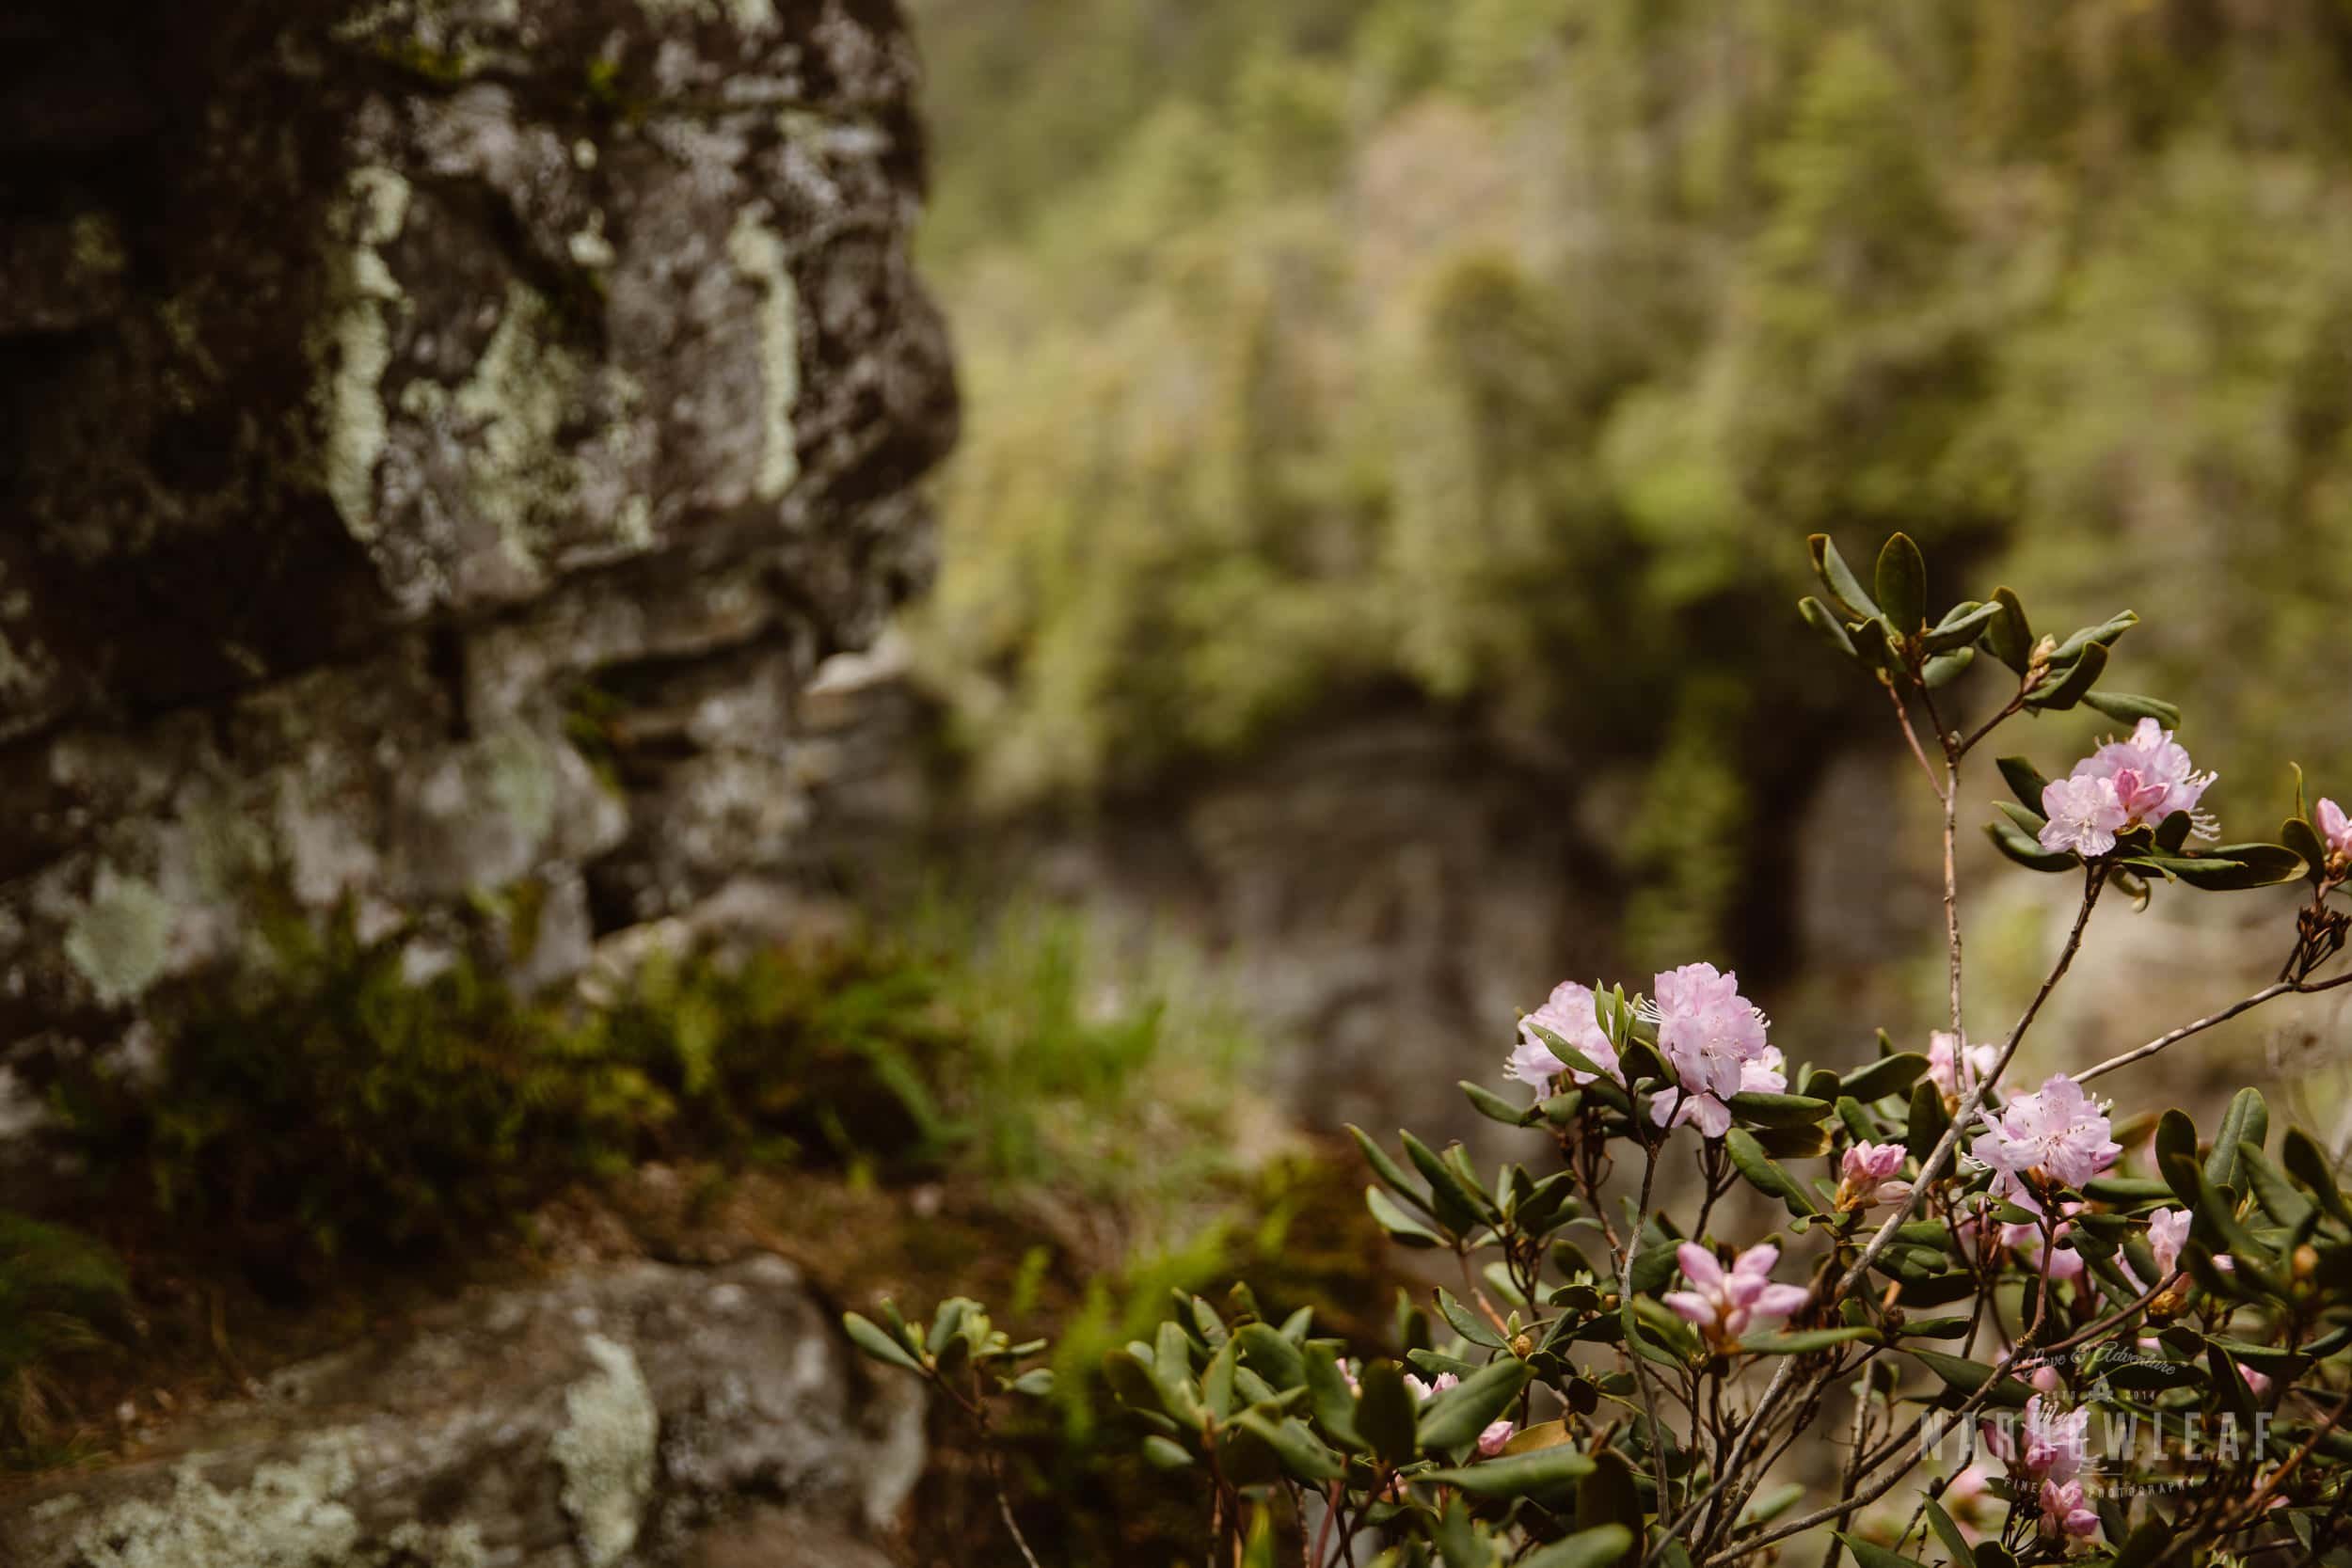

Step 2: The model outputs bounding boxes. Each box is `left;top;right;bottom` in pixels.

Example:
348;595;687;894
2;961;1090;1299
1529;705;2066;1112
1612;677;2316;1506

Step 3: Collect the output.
850;534;2352;1568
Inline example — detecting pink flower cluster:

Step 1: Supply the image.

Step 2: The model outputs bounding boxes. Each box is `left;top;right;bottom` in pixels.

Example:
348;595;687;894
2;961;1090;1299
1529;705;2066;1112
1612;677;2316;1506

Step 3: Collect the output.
1836;1141;1913;1211
1927;1030;1997;1105
2319;798;2352;870
1984;1397;2100;1544
1968;1074;2122;1213
2037;719;2217;858
1504;963;1782;1139
1662;1242;1807;1348
1506;980;1622;1091
1649;963;1782;1138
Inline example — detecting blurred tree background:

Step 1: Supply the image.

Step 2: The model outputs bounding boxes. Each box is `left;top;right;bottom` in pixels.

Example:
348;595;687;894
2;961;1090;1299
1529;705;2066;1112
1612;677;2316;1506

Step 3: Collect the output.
901;0;2352;996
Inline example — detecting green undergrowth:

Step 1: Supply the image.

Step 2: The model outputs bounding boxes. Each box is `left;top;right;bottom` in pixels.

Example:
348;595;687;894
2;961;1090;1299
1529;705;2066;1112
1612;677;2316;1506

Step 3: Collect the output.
8;894;1264;1467
47;896;1252;1276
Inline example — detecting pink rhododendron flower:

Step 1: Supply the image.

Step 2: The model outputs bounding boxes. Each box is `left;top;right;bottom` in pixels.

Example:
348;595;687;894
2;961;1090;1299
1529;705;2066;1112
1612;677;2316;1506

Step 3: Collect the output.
1650;963;1771;1102
1969;1075;2122;1212
2022;1395;2090;1483
1404;1371;1458;1402
1652;1046;1785;1139
1507;980;1622;1091
2038;1477;2100;1544
2073;719;2217;838
1928;1030;1999;1103
2319;799;2352;867
2121;1208;2195;1305
1477;1419;1516;1456
1661;1242;1809;1347
2039;774;2127;858
1836;1141;1914;1211
2240;1365;2273;1400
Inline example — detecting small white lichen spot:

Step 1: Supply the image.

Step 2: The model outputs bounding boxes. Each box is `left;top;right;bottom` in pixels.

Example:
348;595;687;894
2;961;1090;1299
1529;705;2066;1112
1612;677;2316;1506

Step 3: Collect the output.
724;210;801;502
312;166;412;540
62;869;176;1007
549;1333;659;1568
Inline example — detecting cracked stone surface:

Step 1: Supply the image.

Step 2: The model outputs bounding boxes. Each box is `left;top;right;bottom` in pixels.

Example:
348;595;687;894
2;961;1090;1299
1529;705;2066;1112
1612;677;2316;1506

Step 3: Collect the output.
0;1255;927;1567
0;0;957;1079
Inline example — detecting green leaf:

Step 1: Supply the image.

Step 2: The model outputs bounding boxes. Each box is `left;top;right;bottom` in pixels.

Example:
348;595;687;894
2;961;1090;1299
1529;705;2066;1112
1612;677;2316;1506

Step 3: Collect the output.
1356;1360;1419;1466
1462;1080;1537;1127
1809;534;1880;621
1403;1131;1490;1233
2241;1142;2313;1228
1923;600;2002;654
1301;1344;1364;1449
1419;1355;1534;1450
1241;1503;1277;1568
1726;1127;1818;1217
1835;1534;1930;1568
1985;587;2033;673
1518;1525;1634;1568
1435;1287;1506;1351
1231;1412;1343;1482
1233;1323;1305;1390
1840;1053;1929;1104
1996;755;2052;814
1578;1447;1644;1535
1799;596;1859;659
1850;615;1893;671
1134;1431;1193;1471
2169;843;2307;891
1875;532;1927;633
1151;1321;1205;1425
2284;816;2329;886
1922;647;1974;689
2051;610;2139;663
1926;1500;1972;1566
1904;1079;1950;1164
1103;1348;1161;1412
1741;1481;1807;1526
2081;691;2183;729
1368;1187;1447;1248
2082;1176;2173;1205
1432;1497;1495;1568
1424;1443;1597;1501
1906;1348;2016;1400
1985;817;2076;872
1202;1338;1237;1419
2026;639;2107;711
929;1297;975;1353
2284;1127;2352;1226
1347;1125;1428;1211
2206;1088;2269;1190
2155;1110;2201;1203
843;1311;926;1375
1738;1326;1877;1354
1728;1091;1832;1129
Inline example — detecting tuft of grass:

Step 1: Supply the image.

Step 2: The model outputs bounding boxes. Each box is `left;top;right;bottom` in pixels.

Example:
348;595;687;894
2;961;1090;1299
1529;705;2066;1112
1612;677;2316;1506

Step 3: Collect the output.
0;1213;128;1461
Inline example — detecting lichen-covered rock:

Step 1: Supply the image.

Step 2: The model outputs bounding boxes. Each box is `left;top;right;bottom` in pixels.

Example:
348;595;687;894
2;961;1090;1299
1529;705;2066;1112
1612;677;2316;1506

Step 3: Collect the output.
0;1255;926;1567
0;0;955;1058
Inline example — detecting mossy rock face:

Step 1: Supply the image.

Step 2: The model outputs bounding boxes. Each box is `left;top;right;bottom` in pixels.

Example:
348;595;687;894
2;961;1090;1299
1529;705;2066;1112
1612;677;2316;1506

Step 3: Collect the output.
0;1254;926;1568
0;0;956;1049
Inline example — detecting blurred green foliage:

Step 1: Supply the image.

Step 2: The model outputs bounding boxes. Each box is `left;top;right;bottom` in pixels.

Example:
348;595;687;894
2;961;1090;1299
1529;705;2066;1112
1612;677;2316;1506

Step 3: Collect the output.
46;897;1250;1287
911;0;2352;951
0;1213;127;1461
